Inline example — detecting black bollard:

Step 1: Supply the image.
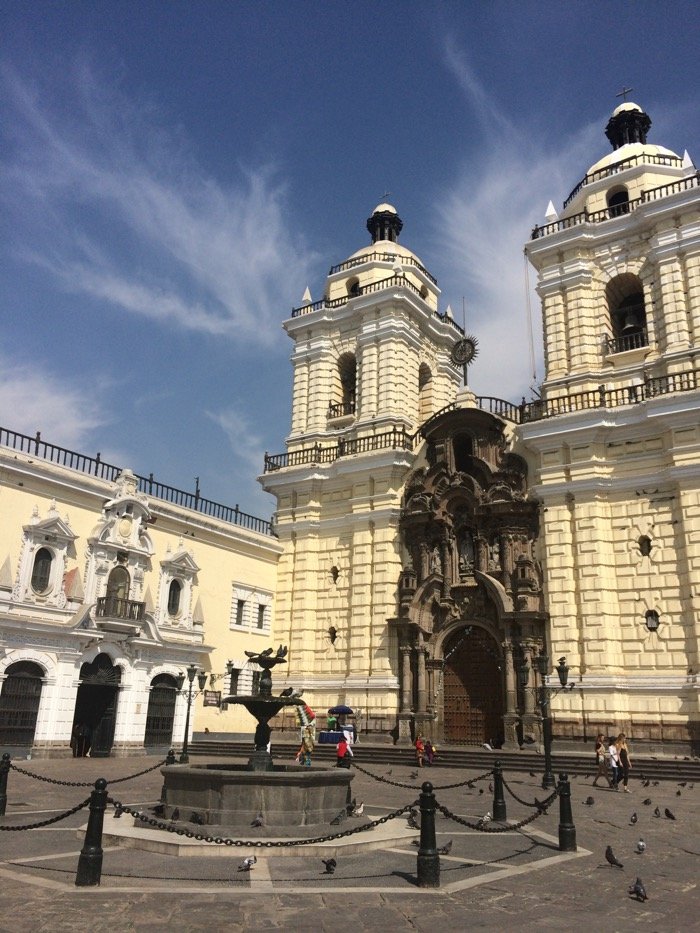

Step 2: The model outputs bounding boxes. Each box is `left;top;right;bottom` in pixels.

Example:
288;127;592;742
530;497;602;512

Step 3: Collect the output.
75;778;108;886
557;772;577;852
417;781;440;888
0;753;10;817
492;760;507;822
165;748;176;765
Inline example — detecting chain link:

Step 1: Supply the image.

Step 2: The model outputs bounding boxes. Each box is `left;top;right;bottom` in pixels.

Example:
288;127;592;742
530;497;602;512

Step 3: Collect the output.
436;797;554;833
0;797;91;831
8;758;166;788
107;797;418;847
351;762;493;790
501;776;557;810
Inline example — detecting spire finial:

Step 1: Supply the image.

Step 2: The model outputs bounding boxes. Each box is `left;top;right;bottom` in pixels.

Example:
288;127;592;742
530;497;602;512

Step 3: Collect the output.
616;85;634;102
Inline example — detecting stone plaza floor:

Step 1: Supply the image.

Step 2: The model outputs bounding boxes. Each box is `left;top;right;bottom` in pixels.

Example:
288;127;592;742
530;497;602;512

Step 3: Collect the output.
0;751;698;931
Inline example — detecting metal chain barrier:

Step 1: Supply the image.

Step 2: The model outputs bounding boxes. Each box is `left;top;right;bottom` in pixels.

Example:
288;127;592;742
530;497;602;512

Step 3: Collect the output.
0;797;91;831
8;758;166;788
501;776;555;810
107;797;418;847
435;786;558;834
351;761;493;790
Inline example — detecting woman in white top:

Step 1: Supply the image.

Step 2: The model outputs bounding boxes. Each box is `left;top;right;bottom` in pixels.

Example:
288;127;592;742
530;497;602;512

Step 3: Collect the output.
608;737;620;789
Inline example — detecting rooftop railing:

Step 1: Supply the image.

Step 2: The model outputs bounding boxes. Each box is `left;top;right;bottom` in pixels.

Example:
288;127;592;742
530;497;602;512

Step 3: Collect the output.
0;426;273;536
563;152;683;208
328;251;438;285
533;173;699;240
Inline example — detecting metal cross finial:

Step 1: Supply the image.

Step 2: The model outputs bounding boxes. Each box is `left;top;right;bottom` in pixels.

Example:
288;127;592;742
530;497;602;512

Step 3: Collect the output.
382;190;391;200
616;86;634;102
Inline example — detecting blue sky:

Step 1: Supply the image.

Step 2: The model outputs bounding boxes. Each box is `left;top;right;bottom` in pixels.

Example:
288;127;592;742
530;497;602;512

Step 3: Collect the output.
2;1;698;518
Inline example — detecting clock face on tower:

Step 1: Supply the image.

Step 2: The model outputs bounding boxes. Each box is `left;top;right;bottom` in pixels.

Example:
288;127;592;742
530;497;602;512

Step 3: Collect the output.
450;336;479;366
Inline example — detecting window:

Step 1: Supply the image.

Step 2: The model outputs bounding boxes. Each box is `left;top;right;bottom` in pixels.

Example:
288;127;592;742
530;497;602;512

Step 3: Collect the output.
418;363;432;424
228;669;240;695
235;599;246;625
347;277;360;297
606;274;647;354
453;434;474;472
607;186;630;217
167;579;182;616
30;547;53;594
257;604;266;629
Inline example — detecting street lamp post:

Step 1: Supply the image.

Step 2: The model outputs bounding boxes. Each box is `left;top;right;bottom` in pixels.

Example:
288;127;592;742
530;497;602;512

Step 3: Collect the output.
175;663;208;764
517;653;571;789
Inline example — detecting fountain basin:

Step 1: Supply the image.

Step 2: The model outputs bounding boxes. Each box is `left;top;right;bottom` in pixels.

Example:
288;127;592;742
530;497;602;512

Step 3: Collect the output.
161;763;353;831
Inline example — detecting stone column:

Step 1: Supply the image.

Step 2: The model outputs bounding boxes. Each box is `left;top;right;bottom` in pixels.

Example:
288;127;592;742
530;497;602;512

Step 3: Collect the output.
440;539;451;599
398;643;414;745
416;635;427;715
520;640;540;745
501;639;519;750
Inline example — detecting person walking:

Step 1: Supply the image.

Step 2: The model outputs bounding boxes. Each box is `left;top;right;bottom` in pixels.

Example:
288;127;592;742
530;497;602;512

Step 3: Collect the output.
415;734;425;768
608;735;620;789
616;733;632;792
592;733;612;787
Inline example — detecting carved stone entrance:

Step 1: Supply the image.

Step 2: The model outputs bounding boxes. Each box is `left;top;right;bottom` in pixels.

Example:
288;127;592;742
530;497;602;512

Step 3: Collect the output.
443;627;503;745
73;654;121;757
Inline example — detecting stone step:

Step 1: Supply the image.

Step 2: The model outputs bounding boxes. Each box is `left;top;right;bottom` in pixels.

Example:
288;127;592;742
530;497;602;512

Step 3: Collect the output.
184;740;700;782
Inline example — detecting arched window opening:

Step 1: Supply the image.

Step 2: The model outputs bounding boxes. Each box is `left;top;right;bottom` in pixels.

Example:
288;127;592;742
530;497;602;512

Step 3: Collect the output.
329;352;357;418
346;277;360;297
453;434;474;473
418;363;433;424
167;579;182;616
144;673;178;748
30;547;53;594
104;565;131;617
607;185;630;218
606;274;648;354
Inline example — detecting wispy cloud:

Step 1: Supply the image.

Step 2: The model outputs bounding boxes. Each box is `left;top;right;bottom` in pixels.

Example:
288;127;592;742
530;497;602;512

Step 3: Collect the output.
434;41;600;402
206;406;267;475
0;354;109;448
2;62;315;345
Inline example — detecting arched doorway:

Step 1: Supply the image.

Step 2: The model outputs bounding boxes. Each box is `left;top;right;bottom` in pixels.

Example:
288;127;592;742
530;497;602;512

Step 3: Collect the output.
72;654;121;757
443;627;504;746
144;674;178;749
0;661;45;749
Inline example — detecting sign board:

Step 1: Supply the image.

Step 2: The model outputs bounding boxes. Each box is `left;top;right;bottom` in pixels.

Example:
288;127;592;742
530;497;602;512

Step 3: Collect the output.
203;690;221;708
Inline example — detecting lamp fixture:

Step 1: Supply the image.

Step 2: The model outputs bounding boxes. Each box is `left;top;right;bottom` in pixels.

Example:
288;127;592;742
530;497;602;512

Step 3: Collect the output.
645;610;660;632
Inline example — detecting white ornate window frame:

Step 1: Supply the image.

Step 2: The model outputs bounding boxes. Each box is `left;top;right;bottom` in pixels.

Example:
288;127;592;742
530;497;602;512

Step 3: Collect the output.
12;502;77;609
157;543;199;630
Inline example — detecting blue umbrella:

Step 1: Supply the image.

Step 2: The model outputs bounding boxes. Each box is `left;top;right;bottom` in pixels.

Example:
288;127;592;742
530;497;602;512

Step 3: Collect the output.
328;705;354;715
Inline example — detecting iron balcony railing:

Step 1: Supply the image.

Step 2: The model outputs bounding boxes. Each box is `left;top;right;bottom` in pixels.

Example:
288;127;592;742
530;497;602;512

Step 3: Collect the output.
328;251;438;285
604;329;648;355
0;426;273;536
290;273;465;336
328;400;356;418
563;152;683;208
96;596;145;622
264;368;699;470
532;173;700;240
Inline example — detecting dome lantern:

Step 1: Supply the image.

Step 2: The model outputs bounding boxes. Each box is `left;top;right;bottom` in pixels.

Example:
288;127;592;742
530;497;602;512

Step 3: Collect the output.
366;202;403;244
605;102;652;150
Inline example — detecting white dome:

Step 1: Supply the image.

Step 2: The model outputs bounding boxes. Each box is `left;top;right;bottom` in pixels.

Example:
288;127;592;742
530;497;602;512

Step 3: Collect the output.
371;202;397;215
612;101;643;117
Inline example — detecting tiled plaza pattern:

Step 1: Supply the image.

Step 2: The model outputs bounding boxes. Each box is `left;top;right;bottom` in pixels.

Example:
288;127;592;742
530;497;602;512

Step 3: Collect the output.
1;751;698;931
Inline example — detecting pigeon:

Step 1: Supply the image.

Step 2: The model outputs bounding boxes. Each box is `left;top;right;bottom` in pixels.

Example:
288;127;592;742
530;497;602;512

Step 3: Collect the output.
642;779;650;788
676;790;682;797
636;838;646;854
642;798;652;806
488;782;494;793
654;807;660;817
584;796;595;806
190;812;205;825
407;813;420;829
437;840;453;855
152;803;165;817
605;845;624;869
280;687;294;696
629;877;648;902
664;808;676;820
529;771;536;778
276;645;288;658
630;812;638;825
238;856;257;872
678;781;687;788
351;801;364;817
322;858;337;874
410;771;419;780
478;811;492;827
330;809;346;825
251;812;264;827
467;781;475;790
170;807;180;821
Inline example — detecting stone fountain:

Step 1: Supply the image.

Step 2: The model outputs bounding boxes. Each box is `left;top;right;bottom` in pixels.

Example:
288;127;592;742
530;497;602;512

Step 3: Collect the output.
160;647;354;833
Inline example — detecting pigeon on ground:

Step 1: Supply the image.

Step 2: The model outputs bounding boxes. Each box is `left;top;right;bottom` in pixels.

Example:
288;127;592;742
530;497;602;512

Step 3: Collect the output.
322;858;337;874
238;856;257;872
584;796;595;806
407;811;420;829
642;798;652;806
438;840;453;855
529;771;536;778
410;771;419;780
636;838;646;854
152;803;165;817
653;807;661;817
630;812;638;825
478;811;492;827
251;812;264;827
605;845;624;869
488;782;494;793
664;808;676;820
170;808;180;821
678;782;687;788
676;790;682;796
330;809;346;825
351;801;364;817
629;877;648;902
642;779;651;788
190;812;204;825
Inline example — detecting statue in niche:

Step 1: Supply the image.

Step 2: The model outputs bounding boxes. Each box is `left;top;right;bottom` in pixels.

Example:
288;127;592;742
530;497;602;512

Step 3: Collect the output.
430;546;441;574
488;540;500;571
458;533;475;575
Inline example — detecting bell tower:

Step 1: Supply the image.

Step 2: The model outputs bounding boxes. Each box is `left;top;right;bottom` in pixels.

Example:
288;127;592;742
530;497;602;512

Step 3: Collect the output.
519;102;700;752
261;205;463;731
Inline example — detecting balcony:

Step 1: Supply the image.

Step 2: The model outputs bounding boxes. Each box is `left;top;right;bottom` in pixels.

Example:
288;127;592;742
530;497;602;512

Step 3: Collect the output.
95;595;145;637
605;329;649;355
328;400;356;419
